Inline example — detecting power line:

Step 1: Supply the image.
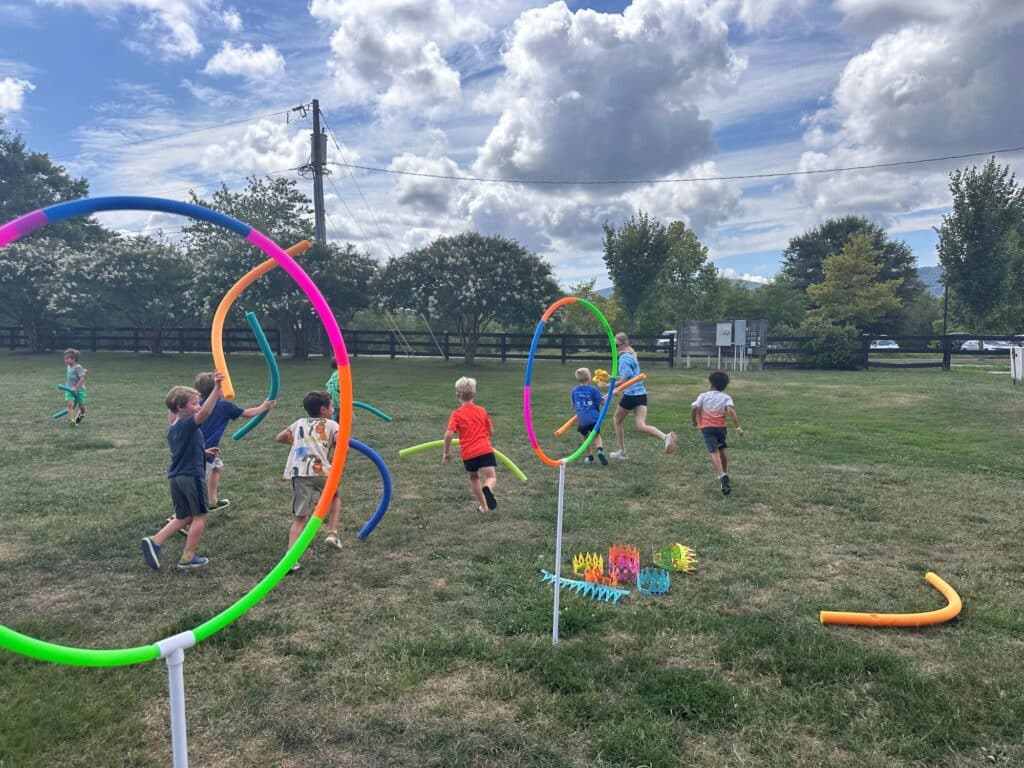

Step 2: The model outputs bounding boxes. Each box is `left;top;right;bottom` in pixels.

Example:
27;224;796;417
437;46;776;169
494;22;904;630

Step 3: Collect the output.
53;106;310;161
319;111;399;259
326;144;1024;186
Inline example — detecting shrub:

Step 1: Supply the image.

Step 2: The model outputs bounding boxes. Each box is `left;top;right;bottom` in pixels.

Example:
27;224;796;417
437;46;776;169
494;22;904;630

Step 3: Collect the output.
797;320;864;369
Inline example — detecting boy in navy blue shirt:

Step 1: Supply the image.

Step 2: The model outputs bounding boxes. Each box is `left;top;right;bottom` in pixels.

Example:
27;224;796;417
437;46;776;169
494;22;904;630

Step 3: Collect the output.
571;368;607;465
141;372;224;570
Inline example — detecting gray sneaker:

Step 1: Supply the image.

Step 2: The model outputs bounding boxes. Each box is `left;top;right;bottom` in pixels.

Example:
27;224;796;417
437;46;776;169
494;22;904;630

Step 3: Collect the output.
609;450;629;460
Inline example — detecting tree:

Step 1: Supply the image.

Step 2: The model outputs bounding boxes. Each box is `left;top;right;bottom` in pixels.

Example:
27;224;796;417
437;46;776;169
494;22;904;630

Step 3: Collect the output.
377;233;560;364
782;215;921;323
937;158;1024;334
561;279;622;335
806;233;903;329
646;220;718;330
0;239;71;350
602;212;669;326
49;235;199;354
748;278;807;332
0;121;107;249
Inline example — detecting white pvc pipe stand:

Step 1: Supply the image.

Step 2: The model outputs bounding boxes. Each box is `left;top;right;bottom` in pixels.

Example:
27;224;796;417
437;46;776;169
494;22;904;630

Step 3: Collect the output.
157;631;197;768
551;460;567;646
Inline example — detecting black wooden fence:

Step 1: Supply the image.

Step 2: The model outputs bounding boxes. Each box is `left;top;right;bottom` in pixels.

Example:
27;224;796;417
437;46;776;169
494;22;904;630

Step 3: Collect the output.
764;334;1021;370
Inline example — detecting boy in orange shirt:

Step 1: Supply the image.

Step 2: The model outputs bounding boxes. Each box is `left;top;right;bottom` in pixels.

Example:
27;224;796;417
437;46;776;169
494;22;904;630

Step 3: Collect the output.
691;370;744;496
442;376;498;512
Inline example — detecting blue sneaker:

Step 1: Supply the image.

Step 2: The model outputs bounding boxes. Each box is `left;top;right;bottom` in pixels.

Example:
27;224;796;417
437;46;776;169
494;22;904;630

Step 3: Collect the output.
597;451;608;466
177;555;209;569
141;537;161;570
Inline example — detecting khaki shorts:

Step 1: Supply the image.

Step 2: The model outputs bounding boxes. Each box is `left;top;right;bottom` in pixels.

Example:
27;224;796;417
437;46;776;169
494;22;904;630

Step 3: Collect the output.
291;475;338;517
206;456;225;477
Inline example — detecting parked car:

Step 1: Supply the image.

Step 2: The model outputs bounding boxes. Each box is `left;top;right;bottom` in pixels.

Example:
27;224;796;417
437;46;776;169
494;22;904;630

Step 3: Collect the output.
959;339;981;351
869;339;900;350
656;330;677;351
960;339;1013;351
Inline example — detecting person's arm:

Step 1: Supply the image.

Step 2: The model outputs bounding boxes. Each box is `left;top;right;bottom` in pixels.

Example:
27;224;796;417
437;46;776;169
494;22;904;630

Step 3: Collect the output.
442;428;455;465
194;372;224;426
727;405;744;435
275;426;294;445
690;404;700;428
241;399;276;418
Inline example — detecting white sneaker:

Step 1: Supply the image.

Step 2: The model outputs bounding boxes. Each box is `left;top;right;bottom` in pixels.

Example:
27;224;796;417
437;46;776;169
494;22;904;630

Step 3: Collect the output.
664;431;678;454
609;450;629;460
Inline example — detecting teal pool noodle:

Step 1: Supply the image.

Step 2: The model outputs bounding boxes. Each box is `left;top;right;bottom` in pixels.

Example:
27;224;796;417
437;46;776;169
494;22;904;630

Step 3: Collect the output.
232;312;280;440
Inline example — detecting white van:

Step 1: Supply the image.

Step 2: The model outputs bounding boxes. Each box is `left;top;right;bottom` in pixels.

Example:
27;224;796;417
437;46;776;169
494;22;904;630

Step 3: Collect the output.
656;330;676;351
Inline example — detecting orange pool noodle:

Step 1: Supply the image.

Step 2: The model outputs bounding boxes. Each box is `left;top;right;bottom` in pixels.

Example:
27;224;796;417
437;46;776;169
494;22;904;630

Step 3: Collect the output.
819;572;962;628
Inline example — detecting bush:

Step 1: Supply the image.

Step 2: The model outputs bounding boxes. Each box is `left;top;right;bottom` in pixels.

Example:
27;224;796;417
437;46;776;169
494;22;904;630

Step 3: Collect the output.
797;321;864;369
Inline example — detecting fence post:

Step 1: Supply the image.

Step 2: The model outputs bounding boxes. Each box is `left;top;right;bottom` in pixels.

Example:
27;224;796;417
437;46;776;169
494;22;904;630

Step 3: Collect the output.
444;331;450;361
389;331;396;359
90;328;97;353
9;328;15;351
275;328;282;357
862;336;870;369
668;335;675;368
501;334;507;363
133;328;140;353
561;334;568;365
179;328;185;354
351;330;358;357
942;335;951;371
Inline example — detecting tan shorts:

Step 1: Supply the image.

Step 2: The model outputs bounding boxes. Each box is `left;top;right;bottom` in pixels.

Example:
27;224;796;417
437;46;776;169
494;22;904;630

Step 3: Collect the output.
291;475;337;517
205;456;225;477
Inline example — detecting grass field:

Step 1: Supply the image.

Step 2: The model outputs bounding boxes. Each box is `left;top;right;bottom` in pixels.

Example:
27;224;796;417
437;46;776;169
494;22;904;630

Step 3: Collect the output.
1;350;1023;767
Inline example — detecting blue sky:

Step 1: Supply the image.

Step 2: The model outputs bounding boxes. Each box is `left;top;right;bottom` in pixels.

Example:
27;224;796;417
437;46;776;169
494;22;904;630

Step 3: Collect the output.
2;0;1022;287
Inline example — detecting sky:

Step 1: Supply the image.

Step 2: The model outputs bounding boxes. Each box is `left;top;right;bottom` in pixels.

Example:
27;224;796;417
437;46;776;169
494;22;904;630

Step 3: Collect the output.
2;0;1023;289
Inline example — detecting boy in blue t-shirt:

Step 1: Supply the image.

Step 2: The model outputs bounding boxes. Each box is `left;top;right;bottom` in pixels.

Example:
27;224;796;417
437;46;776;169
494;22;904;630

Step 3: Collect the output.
140;371;225;570
193;371;276;511
571;368;607;465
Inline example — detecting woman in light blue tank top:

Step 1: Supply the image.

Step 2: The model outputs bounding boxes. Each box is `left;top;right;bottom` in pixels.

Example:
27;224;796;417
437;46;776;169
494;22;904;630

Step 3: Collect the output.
609;332;677;459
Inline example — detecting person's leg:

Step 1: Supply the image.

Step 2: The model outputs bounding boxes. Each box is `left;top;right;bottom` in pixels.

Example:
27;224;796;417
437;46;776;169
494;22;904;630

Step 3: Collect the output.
720;448;728;475
613;406;627;453
709;448;725;476
152;516;190;545
289;515;309;549
207;465;222;505
468;471;487;509
632;405;667;441
324;495;343;548
180;514;207;561
480;466;497;509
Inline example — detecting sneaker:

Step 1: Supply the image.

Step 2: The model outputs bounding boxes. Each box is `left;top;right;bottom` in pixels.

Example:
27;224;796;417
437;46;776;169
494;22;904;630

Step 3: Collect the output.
209;499;230;511
140;537;161;570
609;450;629;460
177;555;209;569
721;474;731;496
75;412;84;425
482;486;498;510
664;431;678;454
288;563;301;574
476;505;486;513
597;451;608;466
583;456;595;465
68;419;78;428
324;533;343;550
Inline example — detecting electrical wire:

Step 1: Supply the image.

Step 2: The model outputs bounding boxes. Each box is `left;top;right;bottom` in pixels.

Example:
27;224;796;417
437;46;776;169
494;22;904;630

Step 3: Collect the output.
325;144;1024;186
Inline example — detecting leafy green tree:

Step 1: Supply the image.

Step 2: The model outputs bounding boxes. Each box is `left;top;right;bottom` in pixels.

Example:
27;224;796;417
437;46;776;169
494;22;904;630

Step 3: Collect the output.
561;279;622;335
602;211;669;326
748;278;807;332
937;158;1024;334
377;233;560;364
782;215;921;320
896;291;941;337
806;233;903;330
49;235;198;354
645;220;718;330
0;239;71;350
0;121;106;248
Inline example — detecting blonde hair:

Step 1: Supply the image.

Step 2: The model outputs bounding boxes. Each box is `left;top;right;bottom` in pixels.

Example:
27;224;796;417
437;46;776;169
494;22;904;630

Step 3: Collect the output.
63;348;80;361
575;367;591;383
166;386;200;413
614;332;630;347
454;376;477;401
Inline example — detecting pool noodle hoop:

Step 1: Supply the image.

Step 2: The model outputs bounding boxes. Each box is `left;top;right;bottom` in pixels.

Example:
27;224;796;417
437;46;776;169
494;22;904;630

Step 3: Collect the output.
210;240;311;400
348;437;392;539
553;373;647;437
53;384;81;418
524;297;617;646
819;571;961;628
398;439;528;482
229;312;279;441
524;296;618;468
0;197;354;668
354;401;392;422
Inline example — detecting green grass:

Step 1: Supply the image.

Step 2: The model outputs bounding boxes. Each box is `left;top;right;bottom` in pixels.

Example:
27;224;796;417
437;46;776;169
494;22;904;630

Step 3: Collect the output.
1;351;1023;767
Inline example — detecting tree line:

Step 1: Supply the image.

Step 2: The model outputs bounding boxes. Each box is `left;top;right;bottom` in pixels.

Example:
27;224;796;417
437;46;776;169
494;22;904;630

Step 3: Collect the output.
2;120;1021;364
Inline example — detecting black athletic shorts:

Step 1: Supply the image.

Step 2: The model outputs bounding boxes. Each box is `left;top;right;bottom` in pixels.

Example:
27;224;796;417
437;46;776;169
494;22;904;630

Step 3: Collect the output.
463;452;497;472
619;393;648;411
577;422;599;436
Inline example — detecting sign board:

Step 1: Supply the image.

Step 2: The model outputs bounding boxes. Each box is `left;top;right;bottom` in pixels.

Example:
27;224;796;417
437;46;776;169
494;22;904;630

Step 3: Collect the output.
716;322;733;347
733;319;747;346
1012;346;1024;382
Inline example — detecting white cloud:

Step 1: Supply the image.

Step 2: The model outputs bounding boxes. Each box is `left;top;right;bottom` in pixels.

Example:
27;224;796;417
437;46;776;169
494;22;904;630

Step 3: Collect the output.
473;0;743;183
204;42;285;79
0;77;35;113
199;118;308;175
220;7;240;32
718;266;770;283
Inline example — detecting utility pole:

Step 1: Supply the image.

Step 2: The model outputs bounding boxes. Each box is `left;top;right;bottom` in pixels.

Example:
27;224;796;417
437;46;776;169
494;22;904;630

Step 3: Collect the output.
296;99;328;242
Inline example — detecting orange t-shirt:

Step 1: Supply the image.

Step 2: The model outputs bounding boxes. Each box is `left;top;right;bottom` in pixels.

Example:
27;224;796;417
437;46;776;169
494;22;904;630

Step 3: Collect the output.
447;402;494;460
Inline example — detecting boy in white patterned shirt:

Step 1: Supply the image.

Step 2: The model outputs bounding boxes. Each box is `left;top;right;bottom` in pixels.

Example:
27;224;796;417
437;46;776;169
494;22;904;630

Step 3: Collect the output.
691;371;744;496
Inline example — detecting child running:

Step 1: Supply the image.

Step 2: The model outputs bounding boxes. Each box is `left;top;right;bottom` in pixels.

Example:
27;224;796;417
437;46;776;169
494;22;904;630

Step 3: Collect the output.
610;332;676;459
442;376;498;512
691;370;744;496
62;348;87;426
276;390;343;571
140;372;225;571
571;367;607;465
